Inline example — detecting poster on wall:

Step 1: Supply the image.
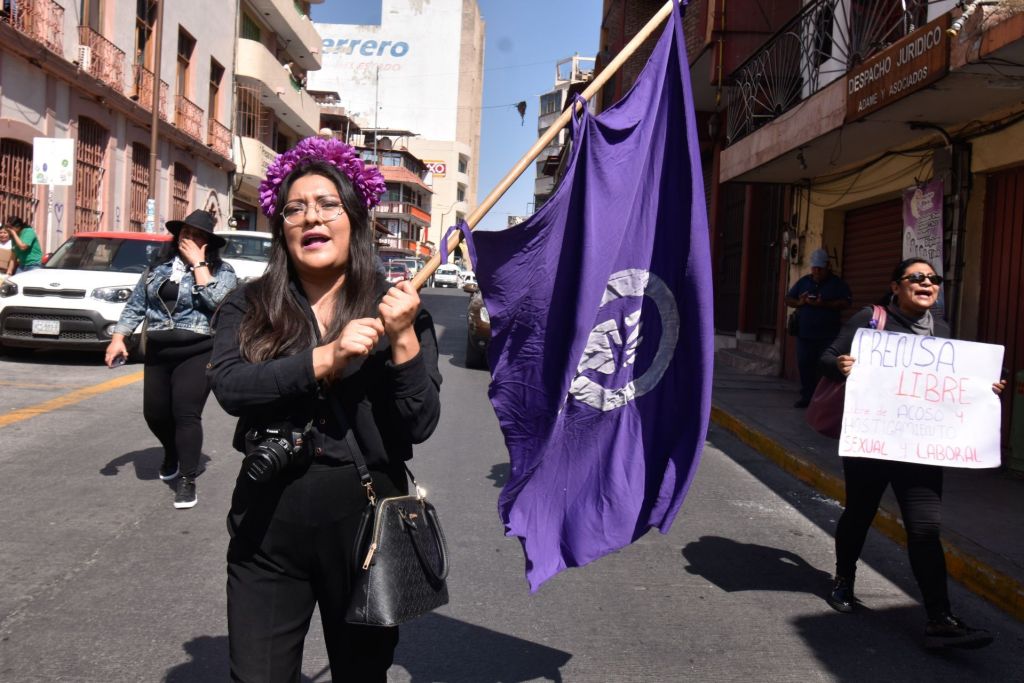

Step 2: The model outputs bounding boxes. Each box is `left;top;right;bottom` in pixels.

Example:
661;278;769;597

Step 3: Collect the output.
903;179;944;317
32;137;75;186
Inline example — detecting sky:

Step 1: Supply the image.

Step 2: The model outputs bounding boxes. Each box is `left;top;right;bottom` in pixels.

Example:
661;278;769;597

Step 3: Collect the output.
311;1;601;230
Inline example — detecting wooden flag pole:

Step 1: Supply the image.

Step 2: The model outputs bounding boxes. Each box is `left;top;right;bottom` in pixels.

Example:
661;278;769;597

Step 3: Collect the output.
409;0;675;290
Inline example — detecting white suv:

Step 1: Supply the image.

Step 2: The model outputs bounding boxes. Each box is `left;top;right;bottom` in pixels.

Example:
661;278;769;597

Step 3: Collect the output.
433;264;461;288
216;230;273;282
0;231;170;351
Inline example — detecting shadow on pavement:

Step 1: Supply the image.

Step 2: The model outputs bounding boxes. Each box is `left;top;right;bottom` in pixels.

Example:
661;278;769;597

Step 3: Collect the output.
162;635;326;682
487;462;509;488
396;612;570;682
100;447;211;485
682;535;832;594
793;606;1007;682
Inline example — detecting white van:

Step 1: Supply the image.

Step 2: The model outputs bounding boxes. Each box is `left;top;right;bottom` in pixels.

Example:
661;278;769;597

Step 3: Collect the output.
434;264;461;288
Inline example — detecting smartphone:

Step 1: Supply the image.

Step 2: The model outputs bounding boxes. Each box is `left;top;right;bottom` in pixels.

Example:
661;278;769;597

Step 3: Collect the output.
110;354;127;368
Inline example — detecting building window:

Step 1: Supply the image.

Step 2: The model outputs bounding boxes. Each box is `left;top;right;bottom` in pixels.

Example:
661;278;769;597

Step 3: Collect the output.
235;85;266;139
135;0;156;69
75;118;108;233
171;163;192;220
458;155;468;174
209;59;224;121
176;28;195;98
83;0;104;32
540;92;560;116
240;11;261;41
129;142;149;232
0;138;34;224
457;184;466;203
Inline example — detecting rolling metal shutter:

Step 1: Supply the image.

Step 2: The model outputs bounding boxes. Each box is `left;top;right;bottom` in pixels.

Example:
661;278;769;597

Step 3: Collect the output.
841;198;904;320
980;166;1024;451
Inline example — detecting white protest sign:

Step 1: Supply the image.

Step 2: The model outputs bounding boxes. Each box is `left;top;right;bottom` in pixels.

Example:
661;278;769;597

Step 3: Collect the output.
32;137;75;186
841;328;1004;468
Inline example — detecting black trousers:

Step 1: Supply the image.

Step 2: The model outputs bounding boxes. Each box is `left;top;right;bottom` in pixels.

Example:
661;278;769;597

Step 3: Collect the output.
835;457;950;618
796;337;832;402
142;342;212;478
226;462;404;683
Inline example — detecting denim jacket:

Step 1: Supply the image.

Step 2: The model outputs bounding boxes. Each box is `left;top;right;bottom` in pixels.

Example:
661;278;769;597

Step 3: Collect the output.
112;259;238;337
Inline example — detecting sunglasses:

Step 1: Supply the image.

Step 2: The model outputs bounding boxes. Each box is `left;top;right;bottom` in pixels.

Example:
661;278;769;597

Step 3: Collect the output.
900;273;943;285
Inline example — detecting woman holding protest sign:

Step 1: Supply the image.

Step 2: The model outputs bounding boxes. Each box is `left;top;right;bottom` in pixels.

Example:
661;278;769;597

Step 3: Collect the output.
819;257;1006;649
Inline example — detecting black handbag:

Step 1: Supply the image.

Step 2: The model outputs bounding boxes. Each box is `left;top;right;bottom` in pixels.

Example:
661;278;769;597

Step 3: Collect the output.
336;413;449;627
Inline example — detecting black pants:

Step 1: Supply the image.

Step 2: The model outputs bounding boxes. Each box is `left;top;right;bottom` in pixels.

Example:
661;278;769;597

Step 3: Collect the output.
226;462;404;683
796;337;832;402
142;341;212;478
835;457;949;618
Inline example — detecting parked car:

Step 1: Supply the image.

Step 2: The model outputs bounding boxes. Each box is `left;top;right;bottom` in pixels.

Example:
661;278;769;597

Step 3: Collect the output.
458;270;477;288
433;264;461;288
464;282;489;369
385;262;410;284
0;231;171;351
216;229;272;282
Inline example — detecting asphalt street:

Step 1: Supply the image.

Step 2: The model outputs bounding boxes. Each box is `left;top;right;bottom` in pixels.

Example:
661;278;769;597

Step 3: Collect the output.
0;288;1021;682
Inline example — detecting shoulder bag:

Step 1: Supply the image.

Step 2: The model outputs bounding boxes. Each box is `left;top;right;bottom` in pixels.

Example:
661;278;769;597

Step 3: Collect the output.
805;304;886;438
329;400;449;627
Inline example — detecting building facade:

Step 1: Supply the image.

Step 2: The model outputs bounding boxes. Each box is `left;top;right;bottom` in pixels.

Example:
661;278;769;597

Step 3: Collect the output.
230;0;324;232
0;0;237;249
311;0;484;253
599;0;1024;468
534;54;595;210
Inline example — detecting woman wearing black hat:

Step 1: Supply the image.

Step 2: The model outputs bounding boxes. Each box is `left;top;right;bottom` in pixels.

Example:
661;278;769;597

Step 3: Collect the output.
105;210;238;509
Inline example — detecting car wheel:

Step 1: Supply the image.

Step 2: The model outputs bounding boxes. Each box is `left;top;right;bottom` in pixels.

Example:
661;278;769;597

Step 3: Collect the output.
465;333;487;369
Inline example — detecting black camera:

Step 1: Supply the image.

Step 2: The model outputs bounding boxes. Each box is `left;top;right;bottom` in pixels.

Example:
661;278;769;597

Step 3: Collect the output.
242;426;310;483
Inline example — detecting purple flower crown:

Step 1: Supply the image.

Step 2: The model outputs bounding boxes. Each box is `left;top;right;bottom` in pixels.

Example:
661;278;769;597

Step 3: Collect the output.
258;136;387;217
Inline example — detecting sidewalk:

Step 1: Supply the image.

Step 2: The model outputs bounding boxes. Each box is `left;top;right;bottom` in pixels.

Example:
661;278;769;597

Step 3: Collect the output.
710;363;1024;622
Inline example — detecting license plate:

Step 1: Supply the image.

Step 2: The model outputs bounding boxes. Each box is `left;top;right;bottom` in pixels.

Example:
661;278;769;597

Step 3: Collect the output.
32;319;60;336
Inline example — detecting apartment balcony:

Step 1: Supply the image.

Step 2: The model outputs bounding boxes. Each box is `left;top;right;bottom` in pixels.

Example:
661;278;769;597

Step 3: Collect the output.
77;26;126;93
245;0;322;69
207;119;232;159
131;65;170;121
1;0;64;54
234;136;280;196
175;94;204;142
236;39;319;138
376;201;431;226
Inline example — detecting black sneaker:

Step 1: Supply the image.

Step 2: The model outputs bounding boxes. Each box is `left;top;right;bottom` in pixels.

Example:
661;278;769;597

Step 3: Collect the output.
158;456;179;481
925;613;993;650
173;476;197;509
826;575;856;613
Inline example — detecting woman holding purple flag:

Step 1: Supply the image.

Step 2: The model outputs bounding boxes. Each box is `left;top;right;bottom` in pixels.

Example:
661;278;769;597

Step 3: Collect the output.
819;257;1005;649
208;137;441;681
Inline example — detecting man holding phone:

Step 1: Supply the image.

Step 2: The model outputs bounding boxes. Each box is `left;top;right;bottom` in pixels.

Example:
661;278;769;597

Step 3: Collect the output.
785;248;852;408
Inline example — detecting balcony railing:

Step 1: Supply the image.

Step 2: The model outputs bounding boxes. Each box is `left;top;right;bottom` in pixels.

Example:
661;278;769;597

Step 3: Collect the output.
377;201;431;223
78;26;126;94
1;0;64;53
132;65;170;121
726;0;927;144
175;94;204;141
207;119;231;158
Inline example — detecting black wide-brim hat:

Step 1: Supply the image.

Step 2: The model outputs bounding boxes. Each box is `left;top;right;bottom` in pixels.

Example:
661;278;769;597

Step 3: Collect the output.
165;209;226;248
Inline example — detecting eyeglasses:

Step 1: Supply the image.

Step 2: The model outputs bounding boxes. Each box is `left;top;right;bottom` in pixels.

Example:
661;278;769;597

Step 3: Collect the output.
900;272;943;286
281;198;345;225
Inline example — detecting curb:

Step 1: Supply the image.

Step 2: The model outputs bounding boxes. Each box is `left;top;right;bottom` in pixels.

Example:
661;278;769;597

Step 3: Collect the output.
710;404;1024;623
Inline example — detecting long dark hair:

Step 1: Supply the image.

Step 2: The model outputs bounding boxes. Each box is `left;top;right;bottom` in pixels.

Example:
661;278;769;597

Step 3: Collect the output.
238;161;380;362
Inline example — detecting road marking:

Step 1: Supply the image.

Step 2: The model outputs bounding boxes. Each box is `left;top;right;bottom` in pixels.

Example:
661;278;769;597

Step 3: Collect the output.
0;371;144;428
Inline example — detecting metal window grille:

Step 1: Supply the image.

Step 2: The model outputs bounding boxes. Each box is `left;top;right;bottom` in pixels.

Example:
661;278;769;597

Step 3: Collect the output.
171;163;192;220
234;85;268;140
129;142;149;232
74;118;107;233
0;138;35;224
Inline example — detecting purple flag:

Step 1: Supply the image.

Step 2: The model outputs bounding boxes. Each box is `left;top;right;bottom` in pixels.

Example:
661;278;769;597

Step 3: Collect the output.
472;1;713;591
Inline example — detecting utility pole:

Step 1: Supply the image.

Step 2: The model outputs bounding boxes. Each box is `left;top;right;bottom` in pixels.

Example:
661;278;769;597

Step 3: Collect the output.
146;0;164;232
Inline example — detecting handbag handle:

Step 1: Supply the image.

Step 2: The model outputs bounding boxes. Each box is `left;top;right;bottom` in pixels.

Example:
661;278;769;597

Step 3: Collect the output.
401;502;450;584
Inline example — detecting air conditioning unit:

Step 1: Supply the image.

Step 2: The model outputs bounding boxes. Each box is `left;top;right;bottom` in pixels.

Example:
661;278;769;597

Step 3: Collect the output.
77;45;93;71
